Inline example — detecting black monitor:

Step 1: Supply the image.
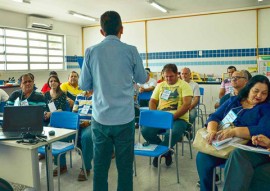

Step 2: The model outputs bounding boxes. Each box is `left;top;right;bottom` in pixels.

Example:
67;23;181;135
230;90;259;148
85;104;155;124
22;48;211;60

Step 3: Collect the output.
2;105;44;134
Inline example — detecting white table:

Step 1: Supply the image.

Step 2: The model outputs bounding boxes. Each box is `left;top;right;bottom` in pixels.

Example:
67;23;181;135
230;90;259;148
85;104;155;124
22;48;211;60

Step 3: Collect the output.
0;127;76;191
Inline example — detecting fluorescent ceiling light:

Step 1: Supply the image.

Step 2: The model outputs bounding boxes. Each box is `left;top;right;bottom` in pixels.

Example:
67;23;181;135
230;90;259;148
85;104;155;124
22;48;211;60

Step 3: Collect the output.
12;0;30;3
69;11;97;22
258;0;263;1
148;1;168;13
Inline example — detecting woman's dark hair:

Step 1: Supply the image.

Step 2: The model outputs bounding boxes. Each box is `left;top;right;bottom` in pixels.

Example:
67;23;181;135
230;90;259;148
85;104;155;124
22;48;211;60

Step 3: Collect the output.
47;75;63;98
238;75;270;102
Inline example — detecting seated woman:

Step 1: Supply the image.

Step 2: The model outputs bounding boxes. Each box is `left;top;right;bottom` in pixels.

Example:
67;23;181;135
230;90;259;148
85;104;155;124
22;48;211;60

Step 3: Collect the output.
196;75;270;191
44;75;67;122
224;134;270;191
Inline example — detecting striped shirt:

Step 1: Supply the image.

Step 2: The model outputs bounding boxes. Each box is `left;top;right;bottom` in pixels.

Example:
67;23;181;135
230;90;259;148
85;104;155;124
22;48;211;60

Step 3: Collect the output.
72;92;92;122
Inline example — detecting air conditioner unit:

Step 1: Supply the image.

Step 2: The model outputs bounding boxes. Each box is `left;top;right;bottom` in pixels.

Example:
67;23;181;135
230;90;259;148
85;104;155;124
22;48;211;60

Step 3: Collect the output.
27;16;53;30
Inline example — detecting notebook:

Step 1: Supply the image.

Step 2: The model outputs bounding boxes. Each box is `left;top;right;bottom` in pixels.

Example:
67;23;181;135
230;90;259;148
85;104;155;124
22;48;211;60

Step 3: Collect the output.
0;105;44;140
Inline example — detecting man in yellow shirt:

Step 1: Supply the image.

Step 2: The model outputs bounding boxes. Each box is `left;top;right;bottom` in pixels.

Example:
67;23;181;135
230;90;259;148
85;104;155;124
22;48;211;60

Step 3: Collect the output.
141;63;193;167
60;71;83;108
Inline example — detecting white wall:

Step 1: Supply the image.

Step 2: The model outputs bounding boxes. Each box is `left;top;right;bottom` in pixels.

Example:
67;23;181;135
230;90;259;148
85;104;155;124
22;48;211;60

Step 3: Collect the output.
83;21;146;53
259;9;270;47
147;11;256;51
0;9;82;90
83;8;270;77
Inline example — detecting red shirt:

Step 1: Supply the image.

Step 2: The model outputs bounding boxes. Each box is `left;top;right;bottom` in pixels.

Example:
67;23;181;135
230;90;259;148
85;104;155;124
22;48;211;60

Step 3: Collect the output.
41;83;50;93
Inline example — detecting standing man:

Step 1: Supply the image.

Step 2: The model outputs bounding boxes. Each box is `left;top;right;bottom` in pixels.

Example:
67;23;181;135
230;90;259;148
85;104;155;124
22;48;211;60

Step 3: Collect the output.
141;64;192;167
60;71;82;108
79;11;147;191
180;67;200;124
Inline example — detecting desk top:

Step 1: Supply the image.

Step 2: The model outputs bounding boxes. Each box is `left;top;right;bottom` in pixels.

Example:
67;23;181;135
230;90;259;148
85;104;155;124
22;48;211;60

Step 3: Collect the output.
0;127;76;149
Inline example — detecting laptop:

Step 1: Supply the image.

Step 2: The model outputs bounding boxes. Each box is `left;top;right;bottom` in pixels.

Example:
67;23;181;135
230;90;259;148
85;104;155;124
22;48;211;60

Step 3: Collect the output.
0;105;44;140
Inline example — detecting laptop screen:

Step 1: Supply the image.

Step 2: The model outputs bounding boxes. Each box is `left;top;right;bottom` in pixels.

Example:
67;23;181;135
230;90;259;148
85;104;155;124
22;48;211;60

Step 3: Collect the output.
3;106;44;133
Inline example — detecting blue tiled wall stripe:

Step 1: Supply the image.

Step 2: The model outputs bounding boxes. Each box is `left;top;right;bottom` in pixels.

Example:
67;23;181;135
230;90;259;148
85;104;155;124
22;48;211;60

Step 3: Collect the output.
140;48;270;60
65;56;83;63
147;60;256;67
65;47;270;63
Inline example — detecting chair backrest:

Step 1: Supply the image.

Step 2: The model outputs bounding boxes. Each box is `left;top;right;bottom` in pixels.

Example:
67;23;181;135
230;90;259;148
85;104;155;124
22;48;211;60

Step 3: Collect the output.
64;100;71;111
199;87;204;96
199;87;204;103
139;110;173;130
77;57;84;69
138;91;153;102
50;111;79;130
0;101;6;113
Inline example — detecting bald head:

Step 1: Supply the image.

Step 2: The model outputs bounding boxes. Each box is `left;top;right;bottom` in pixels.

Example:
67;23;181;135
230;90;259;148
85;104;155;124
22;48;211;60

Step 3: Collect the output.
231;71;249;92
181;67;191;82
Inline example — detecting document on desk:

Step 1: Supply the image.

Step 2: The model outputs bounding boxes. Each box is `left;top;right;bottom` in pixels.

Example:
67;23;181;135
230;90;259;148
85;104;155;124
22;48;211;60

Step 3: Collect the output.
230;143;270;155
134;143;157;151
52;141;73;150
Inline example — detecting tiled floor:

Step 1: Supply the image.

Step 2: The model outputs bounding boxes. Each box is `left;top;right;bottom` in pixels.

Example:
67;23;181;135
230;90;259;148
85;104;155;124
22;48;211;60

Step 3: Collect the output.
12;117;225;191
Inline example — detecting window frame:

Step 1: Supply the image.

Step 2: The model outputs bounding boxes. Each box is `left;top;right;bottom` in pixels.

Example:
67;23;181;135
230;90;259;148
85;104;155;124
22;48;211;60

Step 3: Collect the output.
0;27;66;71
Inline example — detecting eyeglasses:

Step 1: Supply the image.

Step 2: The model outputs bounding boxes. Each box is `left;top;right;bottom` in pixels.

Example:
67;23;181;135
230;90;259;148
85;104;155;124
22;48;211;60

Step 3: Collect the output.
231;76;246;81
22;80;33;84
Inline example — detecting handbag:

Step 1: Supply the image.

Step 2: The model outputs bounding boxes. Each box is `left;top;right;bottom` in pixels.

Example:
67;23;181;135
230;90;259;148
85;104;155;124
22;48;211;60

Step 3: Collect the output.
193;128;249;159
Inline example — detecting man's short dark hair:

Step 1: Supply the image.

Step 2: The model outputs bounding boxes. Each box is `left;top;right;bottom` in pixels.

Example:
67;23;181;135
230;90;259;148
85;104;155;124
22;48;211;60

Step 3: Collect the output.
100;11;122;36
163;64;178;74
227;66;237;71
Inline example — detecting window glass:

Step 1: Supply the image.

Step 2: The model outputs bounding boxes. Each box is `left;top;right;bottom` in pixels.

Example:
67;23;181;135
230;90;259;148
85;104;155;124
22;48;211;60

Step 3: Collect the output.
1;27;65;71
6;29;27;38
30;48;47;55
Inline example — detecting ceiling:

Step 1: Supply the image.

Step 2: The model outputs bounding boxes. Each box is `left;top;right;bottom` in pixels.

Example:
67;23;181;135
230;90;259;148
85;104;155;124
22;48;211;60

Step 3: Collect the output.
0;0;270;26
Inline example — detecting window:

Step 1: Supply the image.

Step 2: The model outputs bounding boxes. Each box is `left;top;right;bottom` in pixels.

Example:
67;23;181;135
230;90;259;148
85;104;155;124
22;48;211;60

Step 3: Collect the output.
0;27;65;71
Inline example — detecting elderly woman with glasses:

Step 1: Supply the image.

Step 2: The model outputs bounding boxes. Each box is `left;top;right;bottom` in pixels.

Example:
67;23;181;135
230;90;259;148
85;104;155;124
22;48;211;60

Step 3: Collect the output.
196;75;270;191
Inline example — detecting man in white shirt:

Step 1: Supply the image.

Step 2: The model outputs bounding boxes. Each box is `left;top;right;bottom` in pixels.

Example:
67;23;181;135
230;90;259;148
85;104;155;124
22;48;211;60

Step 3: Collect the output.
181;67;200;124
137;70;157;107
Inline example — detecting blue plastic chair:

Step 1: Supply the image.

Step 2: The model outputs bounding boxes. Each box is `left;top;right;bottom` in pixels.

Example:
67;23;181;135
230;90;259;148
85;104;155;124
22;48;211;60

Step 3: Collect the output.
199;87;207;121
38;112;87;191
137;91;153;103
212;163;225;190
77;57;84;69
134;110;179;191
0;101;6;113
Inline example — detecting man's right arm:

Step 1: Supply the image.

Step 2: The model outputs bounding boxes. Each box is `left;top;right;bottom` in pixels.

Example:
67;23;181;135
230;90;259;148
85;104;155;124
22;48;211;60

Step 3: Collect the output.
132;47;147;84
79;48;93;91
149;98;158;110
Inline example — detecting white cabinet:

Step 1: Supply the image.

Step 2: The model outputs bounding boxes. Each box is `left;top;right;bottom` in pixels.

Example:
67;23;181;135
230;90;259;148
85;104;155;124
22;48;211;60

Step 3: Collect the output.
198;83;221;114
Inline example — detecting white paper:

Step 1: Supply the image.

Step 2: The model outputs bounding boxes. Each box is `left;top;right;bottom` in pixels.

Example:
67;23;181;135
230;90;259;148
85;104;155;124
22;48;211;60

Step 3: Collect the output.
230;143;270;155
212;137;243;150
52;141;73;150
134;143;158;151
48;102;57;112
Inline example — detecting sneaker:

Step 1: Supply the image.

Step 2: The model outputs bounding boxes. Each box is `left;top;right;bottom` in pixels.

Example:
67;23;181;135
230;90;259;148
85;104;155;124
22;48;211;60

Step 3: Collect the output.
53;165;67;177
164;152;172;166
135;123;139;129
196;180;200;187
77;169;90;181
153;157;158;168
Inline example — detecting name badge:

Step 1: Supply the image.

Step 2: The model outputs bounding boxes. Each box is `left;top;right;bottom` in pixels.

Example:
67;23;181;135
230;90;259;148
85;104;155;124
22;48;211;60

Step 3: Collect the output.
48;102;57;112
21;99;29;106
161;90;171;100
81;105;90;114
220;109;237;129
14;97;20;106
